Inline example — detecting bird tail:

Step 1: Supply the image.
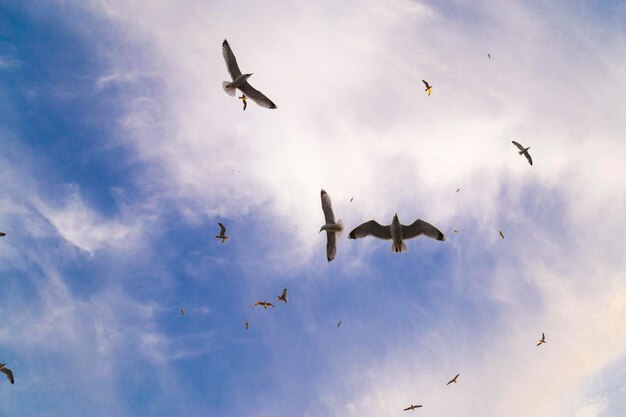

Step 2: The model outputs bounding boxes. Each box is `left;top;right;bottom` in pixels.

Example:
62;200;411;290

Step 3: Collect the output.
391;241;407;253
222;81;237;97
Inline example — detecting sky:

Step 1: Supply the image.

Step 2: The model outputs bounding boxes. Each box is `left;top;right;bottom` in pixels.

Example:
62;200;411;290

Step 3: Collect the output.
1;0;625;416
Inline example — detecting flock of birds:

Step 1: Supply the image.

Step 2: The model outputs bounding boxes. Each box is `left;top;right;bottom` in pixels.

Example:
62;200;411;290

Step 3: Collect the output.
0;39;543;408
218;39;545;412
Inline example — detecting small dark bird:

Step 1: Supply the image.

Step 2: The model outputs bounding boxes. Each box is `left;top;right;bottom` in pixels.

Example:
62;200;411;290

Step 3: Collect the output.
253;301;275;309
453;230;459;233
512;140;533;166
537;332;546;346
180;308;184;316
404;405;423;411
447;373;460;385
337;321;342;328
350;197;354;202
456;188;460;193
488;53;491;59
422;80;433;96
216;222;228;244
276;288;288;303
245;320;249;330
499;230;505;239
0;364;14;384
239;95;248;111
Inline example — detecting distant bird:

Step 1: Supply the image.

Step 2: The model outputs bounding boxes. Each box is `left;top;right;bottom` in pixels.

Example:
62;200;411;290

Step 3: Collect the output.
276;288;288;303
0;364;14;384
350;197;354;203
453;230;459;233
216;222;228;244
254;301;275;309
180;308;184;316
499;230;505;239
349;214;445;253
537;332;546;346
456;188;460;193
422;80;433;96
488;53;491;59
222;39;277;109
239;94;248;111
319;190;343;262
337;321;342;328
447;373;460;385
0;232;5;237
512;140;533;165
404;405;423;411
245;320;249;330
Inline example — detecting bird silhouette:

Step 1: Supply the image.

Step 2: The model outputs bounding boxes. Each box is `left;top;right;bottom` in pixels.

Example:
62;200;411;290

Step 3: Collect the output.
512;140;533;166
253;301;275;309
216;222;228;244
403;405;423;411
422;80;433;96
447;373;460;385
276;288;288;303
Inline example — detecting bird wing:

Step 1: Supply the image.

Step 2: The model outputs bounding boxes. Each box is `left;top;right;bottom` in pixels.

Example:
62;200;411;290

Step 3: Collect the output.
218;222;226;235
525;151;533;166
268;303;275;308
326;230;337;262
238;82;277;109
0;367;14;384
511;140;525;151
349;220;391;239
542;332;545;340
402;219;445;241
422;80;430;89
403;407;411;411
320;190;336;224
222;39;243;80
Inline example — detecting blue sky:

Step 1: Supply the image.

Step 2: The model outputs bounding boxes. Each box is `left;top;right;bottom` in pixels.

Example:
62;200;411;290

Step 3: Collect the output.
1;1;626;416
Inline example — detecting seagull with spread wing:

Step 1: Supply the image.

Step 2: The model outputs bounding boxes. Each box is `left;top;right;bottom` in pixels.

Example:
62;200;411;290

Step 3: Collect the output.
254;301;275;309
422;80;433;96
447;373;460;385
0;364;14;384
404;405;423;411
349;214;445;253
216;222;228;244
276;288;288;303
537;332;546;346
499;230;505;239
222;39;277;109
512;140;532;165
319;190;343;262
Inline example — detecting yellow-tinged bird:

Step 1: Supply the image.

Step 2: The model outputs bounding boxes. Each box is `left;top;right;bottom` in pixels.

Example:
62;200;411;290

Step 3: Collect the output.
422;80;433;96
239;95;248;111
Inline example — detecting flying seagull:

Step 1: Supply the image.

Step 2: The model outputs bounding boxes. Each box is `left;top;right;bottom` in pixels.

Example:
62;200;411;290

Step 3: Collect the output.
245;320;249;330
349;214;445;253
404;405;423;411
453;230;459;233
253;301;275;309
537;332;546;346
319;190;343;262
499;230;505;239
180;308;184;316
222;39;277;109
216;222;228;244
422;80;433;96
456;188;460;193
488;53;491;59
276;288;288;303
239;94;248;111
447;373;460;385
512;140;533;165
0;364;14;384
337;321;342;328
